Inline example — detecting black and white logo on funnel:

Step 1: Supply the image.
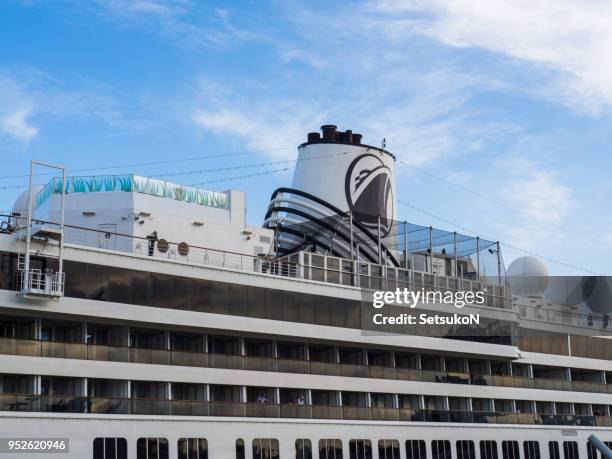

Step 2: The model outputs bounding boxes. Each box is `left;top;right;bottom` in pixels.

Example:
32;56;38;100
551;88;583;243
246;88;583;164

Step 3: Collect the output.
345;153;394;236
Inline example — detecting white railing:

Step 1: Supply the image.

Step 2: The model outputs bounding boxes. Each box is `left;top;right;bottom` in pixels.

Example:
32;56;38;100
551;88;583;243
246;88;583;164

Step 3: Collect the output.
20;269;65;299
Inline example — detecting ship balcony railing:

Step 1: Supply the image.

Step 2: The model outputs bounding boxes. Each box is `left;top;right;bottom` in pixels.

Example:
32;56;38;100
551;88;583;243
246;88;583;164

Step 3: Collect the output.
1;337;610;395
0;394;606;426
19;269;65;298
4;215;612;331
0;214;511;310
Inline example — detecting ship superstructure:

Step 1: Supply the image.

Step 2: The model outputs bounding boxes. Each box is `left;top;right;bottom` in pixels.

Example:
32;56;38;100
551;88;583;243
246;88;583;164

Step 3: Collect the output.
0;127;611;459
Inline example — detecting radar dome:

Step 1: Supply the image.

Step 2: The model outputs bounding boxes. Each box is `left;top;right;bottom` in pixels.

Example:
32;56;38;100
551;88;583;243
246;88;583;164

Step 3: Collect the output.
11;186;42;226
507;256;549;298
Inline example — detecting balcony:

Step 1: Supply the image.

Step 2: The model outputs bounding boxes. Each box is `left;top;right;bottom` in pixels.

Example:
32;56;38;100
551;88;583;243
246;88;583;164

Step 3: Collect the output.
1;336;611;395
0;394;606;426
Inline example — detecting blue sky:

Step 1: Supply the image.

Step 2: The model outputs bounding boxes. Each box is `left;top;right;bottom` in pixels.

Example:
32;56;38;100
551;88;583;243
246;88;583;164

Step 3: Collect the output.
1;0;611;275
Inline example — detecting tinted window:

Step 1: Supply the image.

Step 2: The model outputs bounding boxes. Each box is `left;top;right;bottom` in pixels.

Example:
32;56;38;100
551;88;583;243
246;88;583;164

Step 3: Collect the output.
137;438;168;459
406;440;427;459
524;442;540;459
320;439;343;459
379;440;400;459
63;261;362;330
236;439;245;459
432;441;451;459
178;438;208;459
296;439;312;459
480;441;498;459
563;442;578;459
93;438;127;459
252;438;279;459
457;441;475;459
549;442;560;459
349;440;372;459
502;441;519;459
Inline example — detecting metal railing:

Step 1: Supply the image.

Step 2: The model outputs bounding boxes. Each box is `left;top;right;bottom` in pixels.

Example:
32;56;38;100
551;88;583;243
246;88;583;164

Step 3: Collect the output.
1;337;610;395
3;214;611;330
19;270;64;298
0;214;511;310
0;393;606;425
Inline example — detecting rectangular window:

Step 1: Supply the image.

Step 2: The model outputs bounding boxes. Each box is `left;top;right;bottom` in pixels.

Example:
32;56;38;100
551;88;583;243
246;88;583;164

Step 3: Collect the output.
93;438;127;459
457;441;475;459
349;440;372;459
178;438;208;459
563;442;579;459
252;438;279;459
549;442;560;459
296;439;313;459
480;441;498;459
137;438;168;459
502;441;519;459
524;442;540;459
236;439;245;459
320;439;343;459
406;440;427;459
587;441;597;459
378;440;400;459
432;441;451;459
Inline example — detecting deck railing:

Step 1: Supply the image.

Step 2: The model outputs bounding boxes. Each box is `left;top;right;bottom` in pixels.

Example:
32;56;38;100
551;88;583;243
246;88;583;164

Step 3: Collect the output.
2;214;610;330
0;337;610;395
0;393;604;426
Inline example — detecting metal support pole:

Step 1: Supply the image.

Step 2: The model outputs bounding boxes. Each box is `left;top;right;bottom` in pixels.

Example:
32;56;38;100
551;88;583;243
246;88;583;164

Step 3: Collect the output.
59;168;66;273
428;226;433;273
349;212;354;261
588;435;612;459
453;232;458;278
496;241;501;287
476;236;480;282
24;161;34;287
403;221;408;269
377;216;382;265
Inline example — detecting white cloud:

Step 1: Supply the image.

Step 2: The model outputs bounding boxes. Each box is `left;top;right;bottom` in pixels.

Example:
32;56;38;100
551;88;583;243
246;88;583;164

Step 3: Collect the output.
0;76;38;144
499;156;572;250
373;0;612;112
192;107;323;159
0;106;38;143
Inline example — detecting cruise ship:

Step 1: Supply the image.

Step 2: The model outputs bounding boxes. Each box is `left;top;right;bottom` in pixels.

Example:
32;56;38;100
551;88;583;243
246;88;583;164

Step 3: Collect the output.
0;125;611;459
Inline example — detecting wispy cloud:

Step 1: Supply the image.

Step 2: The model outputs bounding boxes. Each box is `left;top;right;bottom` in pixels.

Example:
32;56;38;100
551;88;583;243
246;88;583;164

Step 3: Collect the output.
498;155;573;250
0;76;38;144
372;0;612;113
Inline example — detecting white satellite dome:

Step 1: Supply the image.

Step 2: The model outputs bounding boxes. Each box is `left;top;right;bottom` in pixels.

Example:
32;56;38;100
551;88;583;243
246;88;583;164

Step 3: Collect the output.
11;186;43;227
507;256;549;298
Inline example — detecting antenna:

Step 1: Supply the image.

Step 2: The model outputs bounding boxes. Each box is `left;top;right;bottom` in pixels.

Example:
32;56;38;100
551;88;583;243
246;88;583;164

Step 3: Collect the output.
381;138;387;149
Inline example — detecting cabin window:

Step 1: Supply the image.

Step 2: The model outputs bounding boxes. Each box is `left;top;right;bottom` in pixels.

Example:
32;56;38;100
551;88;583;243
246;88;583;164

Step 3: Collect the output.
431;440;451;459
549;442;560;459
236;439;245;459
523;441;540;459
252;439;279;459
502;441;519;459
480;441;498;459
378;440;400;459
406;440;427;459
563;442;579;459
137;438;168;459
93;438;127;459
296;439;312;459
178;438;208;459
457;441;475;459
587;441;597;459
349;440;372;459
320;439;343;459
